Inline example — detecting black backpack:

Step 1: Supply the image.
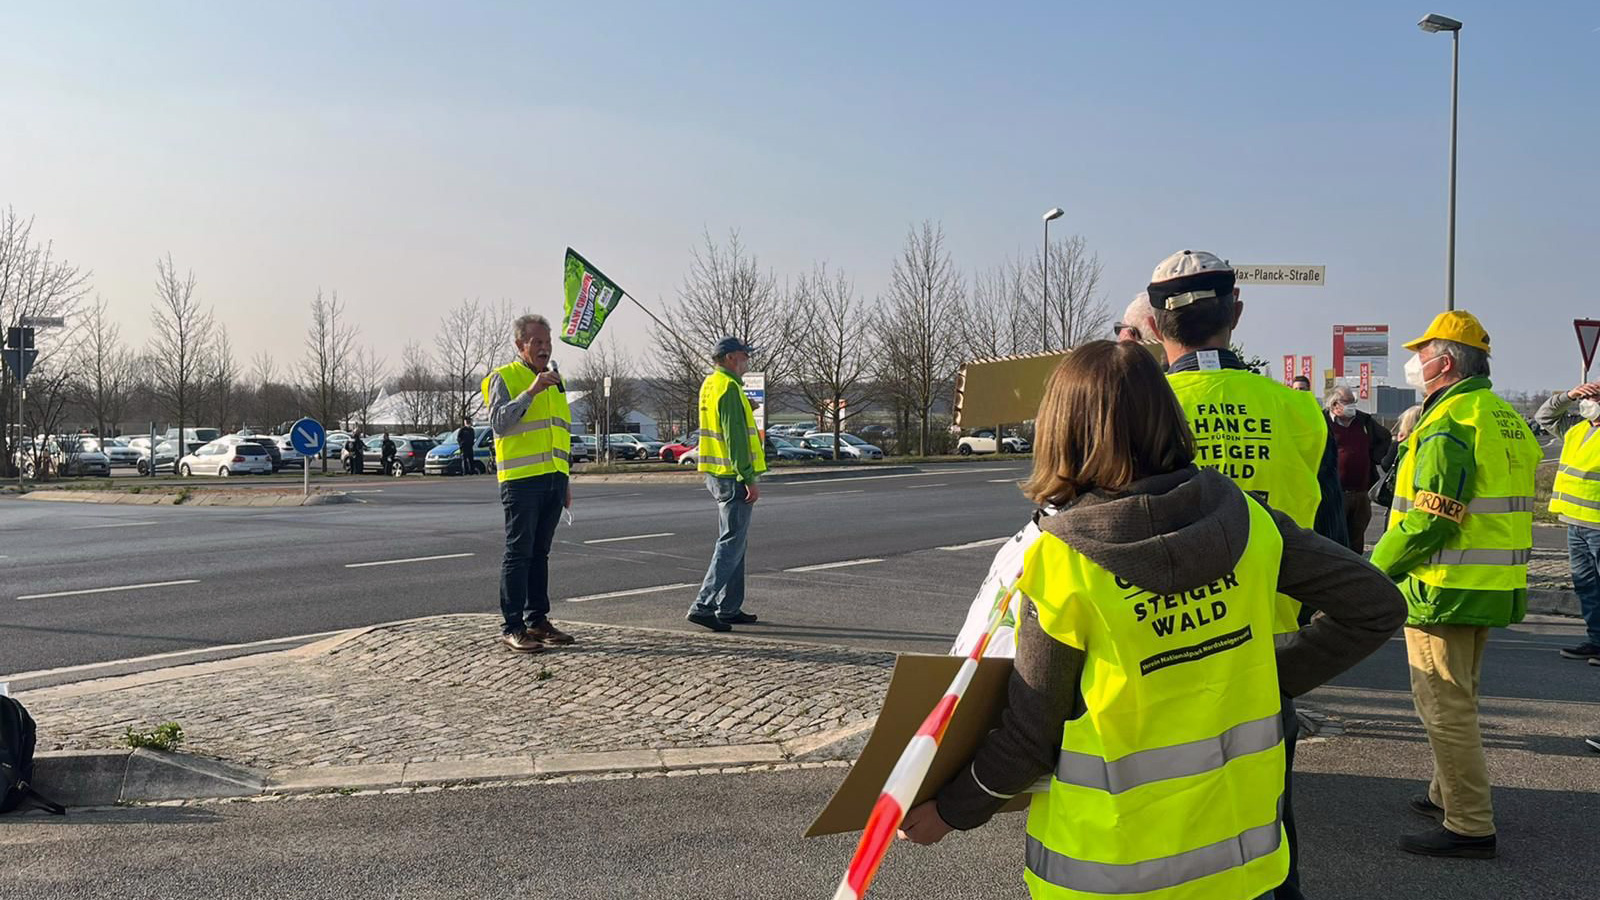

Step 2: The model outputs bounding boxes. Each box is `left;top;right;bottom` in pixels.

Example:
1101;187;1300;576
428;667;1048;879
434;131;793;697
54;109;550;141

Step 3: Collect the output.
0;696;66;815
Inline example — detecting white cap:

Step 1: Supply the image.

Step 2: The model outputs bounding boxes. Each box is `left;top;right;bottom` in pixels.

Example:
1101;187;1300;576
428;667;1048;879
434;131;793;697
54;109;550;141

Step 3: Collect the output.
1147;249;1234;310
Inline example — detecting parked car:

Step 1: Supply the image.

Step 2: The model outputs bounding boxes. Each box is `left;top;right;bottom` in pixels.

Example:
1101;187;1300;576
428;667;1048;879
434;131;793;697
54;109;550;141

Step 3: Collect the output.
660;432;699;463
324;431;353;459
100;437;142;468
15;436;111;478
353;434;435;476
425;426;494;476
164;427;221;446
794;436;838;460
677;445;699;466
607;433;654;460
270;434;306;469
136;440;194;475
569;433;594;463
765;434;819;462
803;431;883;460
178;439;274;477
127;436;152;454
957;429;1030;455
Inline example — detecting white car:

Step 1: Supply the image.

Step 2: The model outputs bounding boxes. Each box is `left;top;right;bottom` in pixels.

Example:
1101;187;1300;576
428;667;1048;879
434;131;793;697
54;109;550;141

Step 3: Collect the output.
271;435;305;468
100;437;142;467
957;430;1030;455
178;439;274;477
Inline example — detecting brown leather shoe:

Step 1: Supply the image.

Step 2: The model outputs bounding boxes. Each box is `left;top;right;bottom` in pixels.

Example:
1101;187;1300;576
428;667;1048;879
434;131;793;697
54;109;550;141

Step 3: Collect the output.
501;631;545;653
527;620;575;645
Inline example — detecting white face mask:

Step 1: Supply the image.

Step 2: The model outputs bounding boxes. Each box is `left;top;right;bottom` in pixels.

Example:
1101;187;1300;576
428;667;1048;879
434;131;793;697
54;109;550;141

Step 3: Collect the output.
1404;353;1435;391
1334;406;1356;423
1580;400;1600;422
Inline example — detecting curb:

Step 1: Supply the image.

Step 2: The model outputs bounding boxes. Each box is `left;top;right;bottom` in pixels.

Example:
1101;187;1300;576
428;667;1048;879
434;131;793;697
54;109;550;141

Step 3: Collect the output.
1529;588;1579;617
15;489;353;507
32;748;266;806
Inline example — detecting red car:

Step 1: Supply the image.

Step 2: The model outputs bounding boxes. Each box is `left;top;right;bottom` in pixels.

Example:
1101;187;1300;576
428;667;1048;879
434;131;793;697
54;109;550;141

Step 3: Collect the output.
659;432;699;463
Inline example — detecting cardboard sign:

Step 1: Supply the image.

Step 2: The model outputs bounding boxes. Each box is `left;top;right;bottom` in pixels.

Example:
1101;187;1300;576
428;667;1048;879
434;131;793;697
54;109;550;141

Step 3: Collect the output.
807;654;1023;837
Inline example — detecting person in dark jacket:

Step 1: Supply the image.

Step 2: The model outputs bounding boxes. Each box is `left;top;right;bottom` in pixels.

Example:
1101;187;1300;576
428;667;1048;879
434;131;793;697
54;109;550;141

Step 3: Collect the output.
455;417;477;475
380;431;397;474
1324;387;1393;554
898;341;1406;900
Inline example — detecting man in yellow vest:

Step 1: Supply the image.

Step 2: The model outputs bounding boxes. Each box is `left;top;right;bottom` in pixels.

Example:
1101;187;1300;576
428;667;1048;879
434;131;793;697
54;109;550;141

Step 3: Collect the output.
1143;249;1342;900
1533;378;1600;664
1371;310;1539;859
484;314;575;654
686;336;765;632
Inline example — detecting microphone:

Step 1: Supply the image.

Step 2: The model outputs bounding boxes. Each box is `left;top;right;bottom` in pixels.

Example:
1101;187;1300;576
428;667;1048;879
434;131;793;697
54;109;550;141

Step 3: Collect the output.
548;359;565;392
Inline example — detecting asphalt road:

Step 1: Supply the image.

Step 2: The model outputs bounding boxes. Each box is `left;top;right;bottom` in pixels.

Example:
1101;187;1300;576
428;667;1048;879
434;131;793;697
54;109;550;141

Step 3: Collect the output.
0;462;1035;675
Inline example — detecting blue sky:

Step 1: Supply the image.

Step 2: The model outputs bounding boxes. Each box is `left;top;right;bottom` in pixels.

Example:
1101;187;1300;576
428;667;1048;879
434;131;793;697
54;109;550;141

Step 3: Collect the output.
3;0;1596;392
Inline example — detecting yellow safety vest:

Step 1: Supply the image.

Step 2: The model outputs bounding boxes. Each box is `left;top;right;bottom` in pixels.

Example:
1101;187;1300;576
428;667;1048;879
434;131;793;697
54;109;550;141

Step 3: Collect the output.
1550;420;1600;527
697;369;766;480
1168;369;1324;632
481;361;572;483
1388;388;1538;590
1021;497;1288;900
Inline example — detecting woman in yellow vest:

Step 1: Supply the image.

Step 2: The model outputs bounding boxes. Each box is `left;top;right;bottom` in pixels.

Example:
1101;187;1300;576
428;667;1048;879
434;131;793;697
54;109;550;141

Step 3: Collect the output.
899;341;1403;900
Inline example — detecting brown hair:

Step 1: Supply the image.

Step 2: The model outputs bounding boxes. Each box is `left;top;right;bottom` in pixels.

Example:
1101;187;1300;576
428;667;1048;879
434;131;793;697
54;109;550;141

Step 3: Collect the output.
1022;340;1196;507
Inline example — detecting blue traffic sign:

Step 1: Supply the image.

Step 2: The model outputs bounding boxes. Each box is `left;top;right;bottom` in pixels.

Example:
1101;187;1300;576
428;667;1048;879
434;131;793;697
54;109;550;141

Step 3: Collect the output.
289;418;326;456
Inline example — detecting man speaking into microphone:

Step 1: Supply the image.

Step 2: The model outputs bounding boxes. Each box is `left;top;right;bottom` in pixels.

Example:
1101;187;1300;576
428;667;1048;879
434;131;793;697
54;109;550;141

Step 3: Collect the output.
484;314;576;654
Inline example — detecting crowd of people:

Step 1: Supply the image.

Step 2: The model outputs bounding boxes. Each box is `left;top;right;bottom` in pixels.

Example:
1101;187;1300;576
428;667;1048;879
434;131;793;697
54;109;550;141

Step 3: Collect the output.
478;250;1573;897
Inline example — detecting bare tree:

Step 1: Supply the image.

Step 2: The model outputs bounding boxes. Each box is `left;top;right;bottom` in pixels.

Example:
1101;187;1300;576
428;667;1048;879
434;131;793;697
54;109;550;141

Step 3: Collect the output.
793;264;875;458
147;255;212;453
393;341;447;433
436;298;491;425
0;208;91;475
1031;234;1107;350
963;257;1036;359
348;345;388;431
202;325;240;432
300;289;357;466
570;336;642;441
653;230;800;386
73;297;135;440
876;221;965;455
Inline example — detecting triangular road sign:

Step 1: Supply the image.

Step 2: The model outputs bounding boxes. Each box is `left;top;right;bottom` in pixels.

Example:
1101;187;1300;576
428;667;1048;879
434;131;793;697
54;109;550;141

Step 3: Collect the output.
1577;319;1600;374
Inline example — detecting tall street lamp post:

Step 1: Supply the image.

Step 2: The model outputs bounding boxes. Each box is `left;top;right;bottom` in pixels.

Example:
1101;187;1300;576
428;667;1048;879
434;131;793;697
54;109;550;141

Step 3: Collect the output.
1042;207;1064;349
1419;13;1463;310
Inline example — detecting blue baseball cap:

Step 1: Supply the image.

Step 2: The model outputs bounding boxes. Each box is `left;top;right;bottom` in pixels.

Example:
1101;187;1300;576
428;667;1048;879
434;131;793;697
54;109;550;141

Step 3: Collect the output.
712;336;755;358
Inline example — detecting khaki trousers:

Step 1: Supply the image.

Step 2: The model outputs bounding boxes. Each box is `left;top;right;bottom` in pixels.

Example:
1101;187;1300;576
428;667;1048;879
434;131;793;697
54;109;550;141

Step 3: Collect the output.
1405;624;1494;836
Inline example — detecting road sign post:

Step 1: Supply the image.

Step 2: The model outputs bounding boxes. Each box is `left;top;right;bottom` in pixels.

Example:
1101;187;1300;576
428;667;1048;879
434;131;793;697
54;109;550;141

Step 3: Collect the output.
289;417;326;498
1575;319;1600;382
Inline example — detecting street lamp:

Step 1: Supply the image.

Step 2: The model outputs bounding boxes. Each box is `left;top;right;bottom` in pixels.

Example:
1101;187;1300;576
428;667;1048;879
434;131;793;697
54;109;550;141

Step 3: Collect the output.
1042;207;1064;349
1418;12;1462;310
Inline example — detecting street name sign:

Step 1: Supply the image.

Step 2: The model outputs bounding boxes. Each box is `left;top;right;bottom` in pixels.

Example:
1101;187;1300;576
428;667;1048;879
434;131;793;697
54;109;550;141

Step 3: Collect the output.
1233;265;1326;286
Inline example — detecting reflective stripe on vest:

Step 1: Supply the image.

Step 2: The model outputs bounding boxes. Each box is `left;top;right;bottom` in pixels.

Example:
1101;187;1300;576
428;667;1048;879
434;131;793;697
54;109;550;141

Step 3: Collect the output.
1020;496;1289;900
1026;818;1282;896
1386;388;1539;590
1054;711;1281;795
483;362;572;482
696;369;766;479
1166;369;1324;635
1550;422;1600;526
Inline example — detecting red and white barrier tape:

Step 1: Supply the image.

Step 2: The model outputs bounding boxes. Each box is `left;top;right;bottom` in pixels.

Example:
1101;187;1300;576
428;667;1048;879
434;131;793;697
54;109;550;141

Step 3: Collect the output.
830;572;1021;900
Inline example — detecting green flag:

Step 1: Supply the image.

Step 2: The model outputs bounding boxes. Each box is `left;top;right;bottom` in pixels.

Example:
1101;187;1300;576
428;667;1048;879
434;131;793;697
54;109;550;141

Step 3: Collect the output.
560;248;626;349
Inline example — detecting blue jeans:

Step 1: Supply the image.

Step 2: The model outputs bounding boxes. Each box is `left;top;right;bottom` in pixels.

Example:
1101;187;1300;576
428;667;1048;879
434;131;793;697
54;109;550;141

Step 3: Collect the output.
499;474;566;634
1568;524;1600;645
690;475;754;619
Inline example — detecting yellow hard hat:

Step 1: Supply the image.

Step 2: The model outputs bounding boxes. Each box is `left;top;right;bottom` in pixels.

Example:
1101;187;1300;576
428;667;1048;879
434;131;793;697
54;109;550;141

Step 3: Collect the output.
1403;310;1491;354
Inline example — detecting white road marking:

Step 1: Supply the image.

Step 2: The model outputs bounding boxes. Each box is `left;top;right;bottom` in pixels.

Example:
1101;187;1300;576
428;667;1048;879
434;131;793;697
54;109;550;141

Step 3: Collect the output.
793;467;1010;487
17;579;200;601
987;478;1017;483
564;582;695;603
71;521;158;530
583;532;675;545
906;483;947;489
939;536;1012;551
345;552;476;569
816;489;865;495
344;489;385;494
784;558;884;573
